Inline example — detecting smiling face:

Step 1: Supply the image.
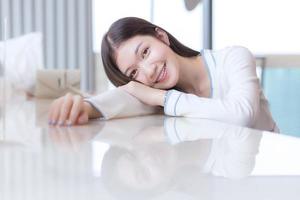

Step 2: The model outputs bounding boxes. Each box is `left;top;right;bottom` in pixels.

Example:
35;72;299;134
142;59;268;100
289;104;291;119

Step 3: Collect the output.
114;32;180;89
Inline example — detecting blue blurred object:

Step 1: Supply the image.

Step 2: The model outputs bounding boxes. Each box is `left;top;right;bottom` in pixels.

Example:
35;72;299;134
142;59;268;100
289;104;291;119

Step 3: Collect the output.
263;68;300;137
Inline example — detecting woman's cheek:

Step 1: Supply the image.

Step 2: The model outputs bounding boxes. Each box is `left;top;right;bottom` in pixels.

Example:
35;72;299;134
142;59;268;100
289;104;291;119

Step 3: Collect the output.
136;74;151;86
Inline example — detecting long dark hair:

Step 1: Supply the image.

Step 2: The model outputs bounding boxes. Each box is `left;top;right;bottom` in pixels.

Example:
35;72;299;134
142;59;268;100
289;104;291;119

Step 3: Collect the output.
101;17;200;87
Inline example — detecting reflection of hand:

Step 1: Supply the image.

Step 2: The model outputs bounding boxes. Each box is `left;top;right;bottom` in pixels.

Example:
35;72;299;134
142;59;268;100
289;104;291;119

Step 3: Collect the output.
120;81;166;106
48;124;103;150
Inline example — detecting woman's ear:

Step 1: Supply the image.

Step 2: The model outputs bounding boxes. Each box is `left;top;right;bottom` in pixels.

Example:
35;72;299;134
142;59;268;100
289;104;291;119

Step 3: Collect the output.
155;27;170;46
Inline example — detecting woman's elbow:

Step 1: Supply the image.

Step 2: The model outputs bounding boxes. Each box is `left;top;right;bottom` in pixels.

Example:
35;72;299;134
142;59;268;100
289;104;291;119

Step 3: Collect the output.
234;107;256;128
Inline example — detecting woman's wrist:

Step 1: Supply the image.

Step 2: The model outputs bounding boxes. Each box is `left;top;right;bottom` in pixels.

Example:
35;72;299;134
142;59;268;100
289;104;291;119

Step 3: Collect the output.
157;90;167;107
83;101;102;119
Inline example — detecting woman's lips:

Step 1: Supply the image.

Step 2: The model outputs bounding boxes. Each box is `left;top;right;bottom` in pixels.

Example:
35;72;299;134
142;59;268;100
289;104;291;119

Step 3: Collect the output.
156;64;167;83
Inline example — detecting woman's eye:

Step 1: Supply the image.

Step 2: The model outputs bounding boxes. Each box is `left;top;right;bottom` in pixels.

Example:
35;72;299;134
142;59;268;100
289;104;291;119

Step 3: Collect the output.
142;47;149;58
129;69;138;79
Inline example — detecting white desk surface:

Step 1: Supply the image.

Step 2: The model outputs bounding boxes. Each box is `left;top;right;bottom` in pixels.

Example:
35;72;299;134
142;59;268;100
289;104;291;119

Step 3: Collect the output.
1;97;300;200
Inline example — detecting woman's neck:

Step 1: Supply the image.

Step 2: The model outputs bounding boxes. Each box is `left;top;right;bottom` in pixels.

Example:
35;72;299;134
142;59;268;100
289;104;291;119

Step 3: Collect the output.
176;55;211;98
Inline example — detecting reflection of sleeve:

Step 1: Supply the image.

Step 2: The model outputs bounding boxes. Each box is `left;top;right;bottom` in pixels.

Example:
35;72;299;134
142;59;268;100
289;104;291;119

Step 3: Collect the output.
164;117;235;145
85;88;162;120
164;47;260;127
203;130;262;179
164;117;262;179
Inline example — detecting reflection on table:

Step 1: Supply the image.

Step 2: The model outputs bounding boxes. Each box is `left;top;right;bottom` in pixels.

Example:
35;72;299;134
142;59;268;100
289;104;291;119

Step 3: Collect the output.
1;98;300;200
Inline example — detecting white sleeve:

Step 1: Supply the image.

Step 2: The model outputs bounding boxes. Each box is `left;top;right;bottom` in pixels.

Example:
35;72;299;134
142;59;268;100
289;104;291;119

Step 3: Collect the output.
164;46;260;127
85;88;162;120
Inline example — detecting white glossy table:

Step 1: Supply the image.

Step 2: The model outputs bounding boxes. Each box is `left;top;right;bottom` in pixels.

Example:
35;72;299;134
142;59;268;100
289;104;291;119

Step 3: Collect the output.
1;97;300;200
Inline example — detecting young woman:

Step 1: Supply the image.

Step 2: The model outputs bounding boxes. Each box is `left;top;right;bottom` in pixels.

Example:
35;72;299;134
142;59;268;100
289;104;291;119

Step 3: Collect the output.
48;17;279;132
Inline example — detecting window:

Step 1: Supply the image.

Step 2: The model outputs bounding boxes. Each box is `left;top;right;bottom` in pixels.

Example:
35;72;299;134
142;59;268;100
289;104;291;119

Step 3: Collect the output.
214;0;300;54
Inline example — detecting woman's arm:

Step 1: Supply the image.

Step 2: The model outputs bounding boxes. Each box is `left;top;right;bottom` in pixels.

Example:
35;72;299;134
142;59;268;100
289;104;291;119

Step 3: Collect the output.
83;87;162;120
48;88;162;125
164;47;260;127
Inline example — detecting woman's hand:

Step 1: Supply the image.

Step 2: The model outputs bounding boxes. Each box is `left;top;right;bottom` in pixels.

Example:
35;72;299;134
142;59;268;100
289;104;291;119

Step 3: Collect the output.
48;93;96;126
120;81;167;106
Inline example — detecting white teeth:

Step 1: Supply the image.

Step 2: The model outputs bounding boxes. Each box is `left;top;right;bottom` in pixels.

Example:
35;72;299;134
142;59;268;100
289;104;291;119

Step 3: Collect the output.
157;66;166;83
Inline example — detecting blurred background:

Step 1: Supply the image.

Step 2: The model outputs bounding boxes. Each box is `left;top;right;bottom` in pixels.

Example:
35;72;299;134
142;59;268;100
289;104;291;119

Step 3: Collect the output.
0;0;299;135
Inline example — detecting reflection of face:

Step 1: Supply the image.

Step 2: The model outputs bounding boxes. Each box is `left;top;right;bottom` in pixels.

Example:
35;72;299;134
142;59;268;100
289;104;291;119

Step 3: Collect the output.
115;35;180;89
116;144;176;190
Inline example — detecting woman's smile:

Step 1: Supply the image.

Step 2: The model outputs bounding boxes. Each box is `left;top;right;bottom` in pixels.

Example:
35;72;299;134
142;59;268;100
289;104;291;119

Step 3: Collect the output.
155;63;167;83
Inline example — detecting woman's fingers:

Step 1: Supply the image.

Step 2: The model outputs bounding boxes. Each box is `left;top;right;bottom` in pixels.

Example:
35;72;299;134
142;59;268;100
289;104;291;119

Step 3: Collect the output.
48;93;89;126
68;95;83;125
49;97;63;124
58;93;74;125
77;112;89;125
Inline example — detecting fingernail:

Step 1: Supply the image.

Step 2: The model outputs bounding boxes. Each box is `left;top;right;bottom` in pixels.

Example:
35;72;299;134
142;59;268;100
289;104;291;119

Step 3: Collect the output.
58;121;64;126
52;121;57;125
67;121;72;126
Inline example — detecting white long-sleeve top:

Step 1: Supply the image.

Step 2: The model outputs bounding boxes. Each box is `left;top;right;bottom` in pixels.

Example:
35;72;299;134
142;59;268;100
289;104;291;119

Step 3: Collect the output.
86;46;279;132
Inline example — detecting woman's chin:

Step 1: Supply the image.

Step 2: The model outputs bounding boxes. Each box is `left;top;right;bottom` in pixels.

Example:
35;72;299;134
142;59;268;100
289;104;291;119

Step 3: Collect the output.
152;74;177;89
165;77;177;89
159;81;176;90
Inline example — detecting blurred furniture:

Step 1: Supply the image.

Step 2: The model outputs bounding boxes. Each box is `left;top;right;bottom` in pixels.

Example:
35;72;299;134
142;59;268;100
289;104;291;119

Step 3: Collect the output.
0;0;94;92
